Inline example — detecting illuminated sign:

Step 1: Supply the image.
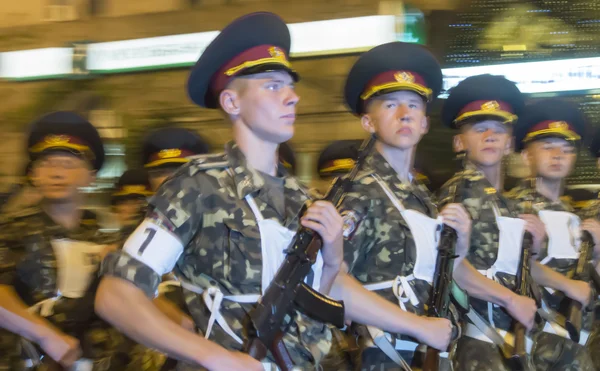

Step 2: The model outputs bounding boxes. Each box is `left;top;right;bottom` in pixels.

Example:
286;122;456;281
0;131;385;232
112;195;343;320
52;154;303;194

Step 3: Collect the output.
441;57;600;97
0;48;73;81
85;16;397;73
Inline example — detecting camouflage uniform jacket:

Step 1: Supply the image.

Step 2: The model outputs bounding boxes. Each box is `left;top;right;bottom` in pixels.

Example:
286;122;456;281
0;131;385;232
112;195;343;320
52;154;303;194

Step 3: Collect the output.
577;195;600;222
0;207;127;363
101;141;331;368
436;164;519;331
506;181;596;328
505;180;578;276
340;151;442;333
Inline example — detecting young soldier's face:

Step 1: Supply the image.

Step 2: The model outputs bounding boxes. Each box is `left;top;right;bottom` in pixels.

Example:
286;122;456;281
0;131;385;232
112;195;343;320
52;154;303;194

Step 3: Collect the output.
225;71;299;144
32;153;94;202
523;137;577;180
361;90;428;150
455;120;511;167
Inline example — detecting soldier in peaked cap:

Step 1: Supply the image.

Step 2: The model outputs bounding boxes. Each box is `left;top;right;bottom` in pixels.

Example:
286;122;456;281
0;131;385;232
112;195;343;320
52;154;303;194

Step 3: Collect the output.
337;41;473;370
0;111;132;370
112;169;154;238
278;141;296;175
0;161;43;215
96;12;345;371
436;75;541;371
506;99;596;371
318;140;364;179
439;78;590;371
142;127;210;191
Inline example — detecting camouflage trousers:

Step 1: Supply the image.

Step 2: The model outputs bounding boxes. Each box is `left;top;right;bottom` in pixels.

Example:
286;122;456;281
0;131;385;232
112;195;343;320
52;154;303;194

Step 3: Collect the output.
453;336;534;371
531;332;595;371
0;330;25;371
319;328;354;371
358;347;452;371
586;314;600;369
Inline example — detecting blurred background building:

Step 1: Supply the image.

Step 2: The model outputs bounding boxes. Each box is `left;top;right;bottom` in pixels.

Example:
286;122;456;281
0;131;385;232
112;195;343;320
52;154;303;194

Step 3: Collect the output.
0;0;599;214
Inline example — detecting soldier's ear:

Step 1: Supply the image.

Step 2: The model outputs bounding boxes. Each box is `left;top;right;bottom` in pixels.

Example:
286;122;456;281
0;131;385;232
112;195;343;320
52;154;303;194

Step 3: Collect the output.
219;89;241;116
521;147;531;168
504;136;513;155
79;170;96;189
360;114;376;134
453;134;465;153
422;116;430;134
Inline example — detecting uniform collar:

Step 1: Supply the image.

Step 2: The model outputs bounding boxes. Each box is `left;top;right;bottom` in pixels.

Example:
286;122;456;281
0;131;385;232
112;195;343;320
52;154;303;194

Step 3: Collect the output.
225;141;298;200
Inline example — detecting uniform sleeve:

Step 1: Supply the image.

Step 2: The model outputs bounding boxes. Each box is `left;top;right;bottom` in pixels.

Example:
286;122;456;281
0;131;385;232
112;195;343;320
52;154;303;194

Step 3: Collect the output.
100;172;205;298
0;219;24;286
339;189;376;274
148;172;205;247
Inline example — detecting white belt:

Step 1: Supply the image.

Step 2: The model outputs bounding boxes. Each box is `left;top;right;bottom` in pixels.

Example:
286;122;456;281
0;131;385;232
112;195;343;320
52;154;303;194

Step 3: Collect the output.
539;299;590;345
179;279;259;344
70;359;93;371
478;269;500;326
365;326;449;358
363;275;419;311
464;323;533;353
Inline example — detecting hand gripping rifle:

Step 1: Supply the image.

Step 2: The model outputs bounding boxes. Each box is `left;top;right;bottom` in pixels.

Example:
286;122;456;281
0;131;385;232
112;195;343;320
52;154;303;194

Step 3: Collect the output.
563;230;594;343
423;153;470;371
244;135;376;371
507;178;540;370
563;197;600;343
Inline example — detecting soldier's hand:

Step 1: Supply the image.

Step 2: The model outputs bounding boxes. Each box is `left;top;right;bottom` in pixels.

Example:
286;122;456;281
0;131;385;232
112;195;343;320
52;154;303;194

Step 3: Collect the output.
564;279;592;308
99;243;119;260
581;219;600;258
415;317;453;351
206;350;263;371
440;203;471;257
38;331;81;367
301;201;344;269
506;293;536;330
520;214;547;256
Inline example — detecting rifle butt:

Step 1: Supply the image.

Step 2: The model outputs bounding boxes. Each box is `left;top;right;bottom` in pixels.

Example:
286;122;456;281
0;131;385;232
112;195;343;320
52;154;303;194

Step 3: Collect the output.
422;347;440;371
509;323;527;371
565;300;583;344
272;332;296;371
245;337;269;361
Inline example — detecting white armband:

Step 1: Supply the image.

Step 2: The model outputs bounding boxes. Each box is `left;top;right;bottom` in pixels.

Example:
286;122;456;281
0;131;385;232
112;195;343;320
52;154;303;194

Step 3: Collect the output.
123;220;183;276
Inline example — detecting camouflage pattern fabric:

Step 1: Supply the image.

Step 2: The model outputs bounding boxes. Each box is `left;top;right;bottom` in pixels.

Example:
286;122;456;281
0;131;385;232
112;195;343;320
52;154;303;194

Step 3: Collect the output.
574;195;600;369
437;163;520;331
452;336;517;371
0;208;131;370
531;332;595;371
101;142;332;369
506;181;596;370
339;150;460;367
358;347;452;371
505;181;579;277
436;164;538;370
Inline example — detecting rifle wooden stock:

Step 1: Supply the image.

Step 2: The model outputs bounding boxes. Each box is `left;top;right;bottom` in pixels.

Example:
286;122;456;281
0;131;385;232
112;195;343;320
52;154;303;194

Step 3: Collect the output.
510;322;527;370
506;228;532;371
272;333;295;371
423;347;440;371
566;300;583;343
506;185;537;370
423;155;467;371
563;230;594;343
246;337;269;362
